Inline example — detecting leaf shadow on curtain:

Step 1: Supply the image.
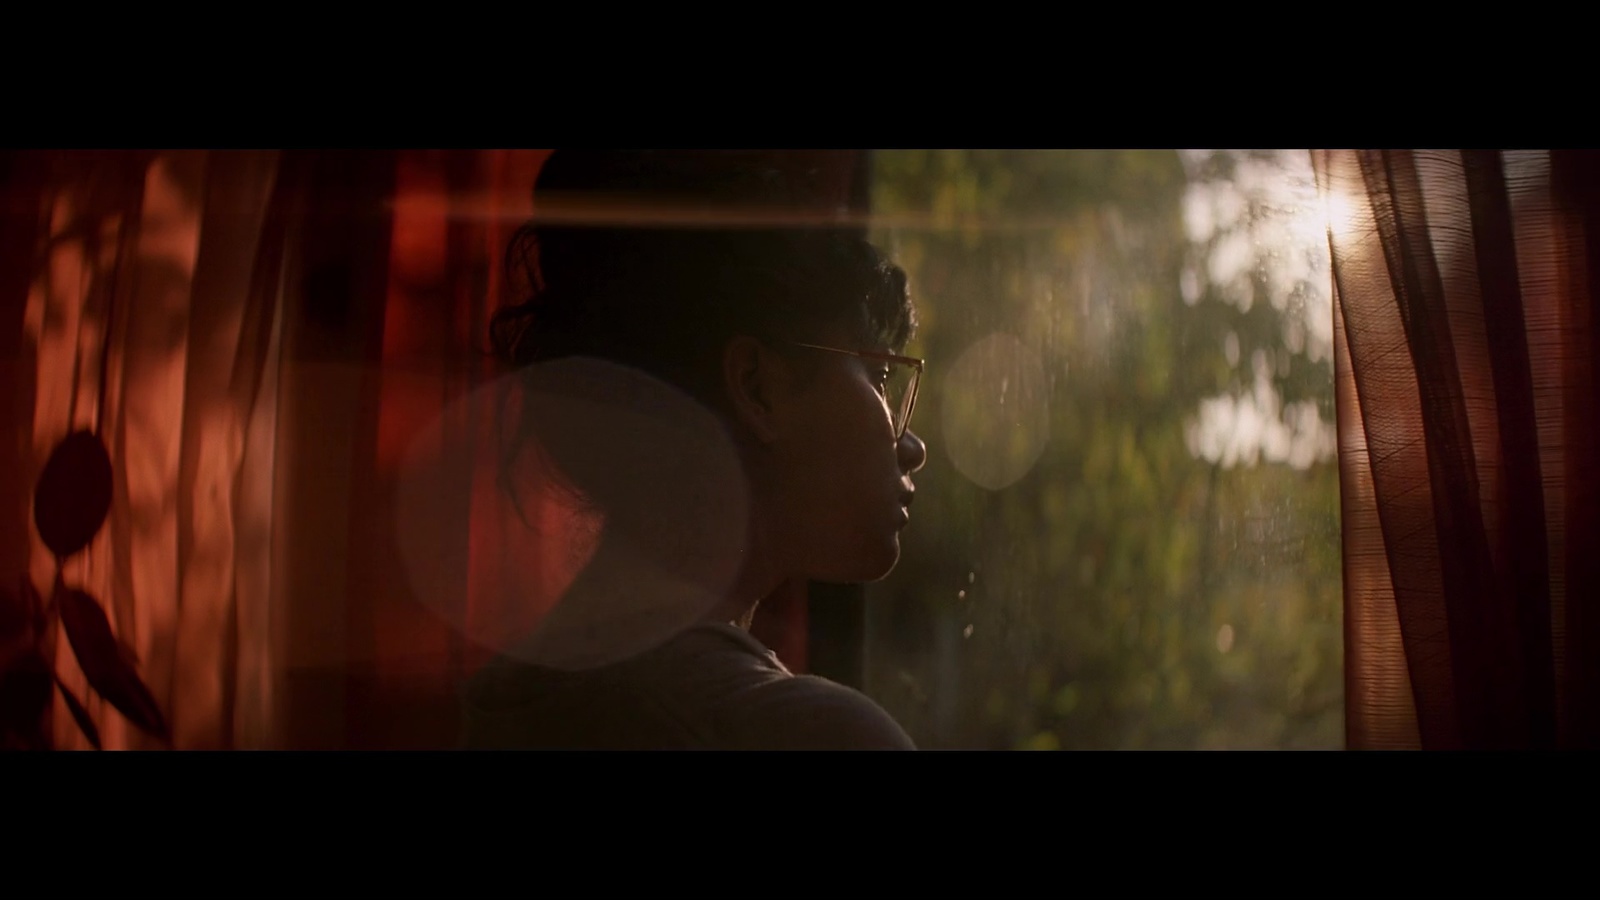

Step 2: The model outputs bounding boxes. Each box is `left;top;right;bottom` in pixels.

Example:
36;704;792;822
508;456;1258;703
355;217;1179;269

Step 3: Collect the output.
1318;149;1600;749
1;150;286;749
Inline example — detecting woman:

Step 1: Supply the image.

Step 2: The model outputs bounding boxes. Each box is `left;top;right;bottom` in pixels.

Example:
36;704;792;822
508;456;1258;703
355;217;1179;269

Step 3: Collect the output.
462;150;928;749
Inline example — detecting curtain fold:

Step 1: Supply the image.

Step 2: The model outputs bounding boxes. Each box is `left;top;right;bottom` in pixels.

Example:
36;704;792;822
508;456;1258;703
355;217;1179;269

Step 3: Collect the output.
270;149;400;748
1;152;46;587
1320;149;1600;749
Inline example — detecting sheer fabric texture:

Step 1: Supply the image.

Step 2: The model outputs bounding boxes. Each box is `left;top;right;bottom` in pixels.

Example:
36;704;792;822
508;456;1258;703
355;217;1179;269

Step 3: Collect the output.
1318;150;1600;749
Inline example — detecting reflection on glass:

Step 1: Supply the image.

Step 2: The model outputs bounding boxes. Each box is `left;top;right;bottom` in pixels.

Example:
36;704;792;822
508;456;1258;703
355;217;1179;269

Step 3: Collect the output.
866;150;1342;749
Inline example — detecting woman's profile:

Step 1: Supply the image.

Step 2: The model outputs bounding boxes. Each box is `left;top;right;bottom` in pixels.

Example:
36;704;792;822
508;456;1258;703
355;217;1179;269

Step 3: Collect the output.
461;150;927;749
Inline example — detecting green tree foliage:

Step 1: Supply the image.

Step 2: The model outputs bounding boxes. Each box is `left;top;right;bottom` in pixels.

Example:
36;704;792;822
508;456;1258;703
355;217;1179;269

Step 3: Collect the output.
865;150;1342;749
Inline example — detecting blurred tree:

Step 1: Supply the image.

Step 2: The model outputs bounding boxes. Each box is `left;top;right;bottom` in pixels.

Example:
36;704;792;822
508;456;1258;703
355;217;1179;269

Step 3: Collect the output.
865;150;1342;749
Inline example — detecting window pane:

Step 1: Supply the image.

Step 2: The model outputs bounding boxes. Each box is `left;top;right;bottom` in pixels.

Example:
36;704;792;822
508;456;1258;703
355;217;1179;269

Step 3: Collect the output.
866;150;1343;749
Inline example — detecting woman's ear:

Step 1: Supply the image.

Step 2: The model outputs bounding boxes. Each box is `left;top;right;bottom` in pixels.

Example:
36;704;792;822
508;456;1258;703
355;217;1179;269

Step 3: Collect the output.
723;335;787;445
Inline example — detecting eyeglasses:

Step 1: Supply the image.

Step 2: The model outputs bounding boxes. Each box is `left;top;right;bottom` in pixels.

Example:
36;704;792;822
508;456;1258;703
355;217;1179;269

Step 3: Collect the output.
790;342;924;440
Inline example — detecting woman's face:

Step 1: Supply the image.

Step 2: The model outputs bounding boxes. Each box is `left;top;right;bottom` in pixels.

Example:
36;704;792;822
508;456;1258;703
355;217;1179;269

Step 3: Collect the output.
764;322;929;585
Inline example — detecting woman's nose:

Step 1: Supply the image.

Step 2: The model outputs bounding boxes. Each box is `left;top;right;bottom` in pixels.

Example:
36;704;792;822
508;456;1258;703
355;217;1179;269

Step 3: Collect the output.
898;428;928;474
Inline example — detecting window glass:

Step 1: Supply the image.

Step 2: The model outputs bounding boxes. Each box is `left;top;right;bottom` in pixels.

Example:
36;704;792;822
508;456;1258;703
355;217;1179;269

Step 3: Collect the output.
866;150;1342;749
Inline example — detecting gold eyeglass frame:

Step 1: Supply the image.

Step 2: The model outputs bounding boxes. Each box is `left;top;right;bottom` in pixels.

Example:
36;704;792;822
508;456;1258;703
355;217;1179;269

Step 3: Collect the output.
790;342;924;440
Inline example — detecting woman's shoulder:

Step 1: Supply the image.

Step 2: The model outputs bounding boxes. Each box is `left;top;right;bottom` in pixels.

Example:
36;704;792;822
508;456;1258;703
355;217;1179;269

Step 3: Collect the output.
673;624;914;749
723;672;917;750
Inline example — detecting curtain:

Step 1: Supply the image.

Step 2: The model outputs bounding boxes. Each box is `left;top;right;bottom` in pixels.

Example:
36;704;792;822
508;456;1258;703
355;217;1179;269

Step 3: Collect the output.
1318;150;1600;749
3;150;285;749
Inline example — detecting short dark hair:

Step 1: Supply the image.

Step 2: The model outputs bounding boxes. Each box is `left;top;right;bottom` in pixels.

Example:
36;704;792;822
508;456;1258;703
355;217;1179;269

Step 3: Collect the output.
489;150;916;399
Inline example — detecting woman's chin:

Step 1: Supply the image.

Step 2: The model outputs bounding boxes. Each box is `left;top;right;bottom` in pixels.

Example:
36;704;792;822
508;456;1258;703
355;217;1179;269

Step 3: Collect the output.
830;538;902;585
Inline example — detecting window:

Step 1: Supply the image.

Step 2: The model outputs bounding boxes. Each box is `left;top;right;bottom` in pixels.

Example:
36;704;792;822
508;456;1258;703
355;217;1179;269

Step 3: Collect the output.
863;150;1343;749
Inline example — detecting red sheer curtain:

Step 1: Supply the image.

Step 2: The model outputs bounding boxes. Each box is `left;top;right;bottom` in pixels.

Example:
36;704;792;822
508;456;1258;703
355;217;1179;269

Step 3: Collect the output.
1318;150;1600;749
3;151;287;748
0;149;559;748
223;148;593;747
